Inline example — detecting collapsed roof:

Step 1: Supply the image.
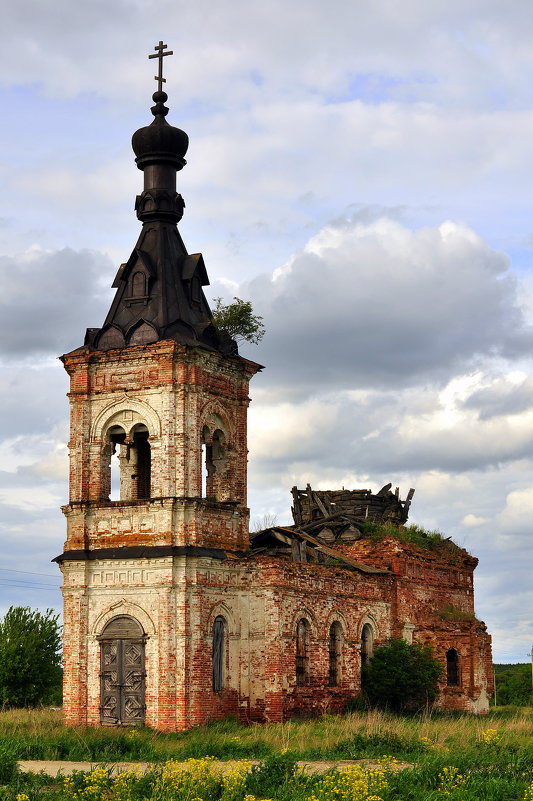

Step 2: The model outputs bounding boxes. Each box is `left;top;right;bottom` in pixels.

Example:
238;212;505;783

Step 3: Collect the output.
250;482;414;572
290;483;414;542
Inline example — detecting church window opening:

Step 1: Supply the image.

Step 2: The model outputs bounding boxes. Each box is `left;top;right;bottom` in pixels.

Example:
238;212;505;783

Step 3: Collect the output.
328;622;342;686
296;618;310;686
361;623;374;669
212;615;226;692
446;648;460;686
131;270;147;297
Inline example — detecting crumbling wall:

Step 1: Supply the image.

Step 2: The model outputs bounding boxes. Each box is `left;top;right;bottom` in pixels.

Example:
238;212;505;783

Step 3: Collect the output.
342;536;492;712
248;556;395;720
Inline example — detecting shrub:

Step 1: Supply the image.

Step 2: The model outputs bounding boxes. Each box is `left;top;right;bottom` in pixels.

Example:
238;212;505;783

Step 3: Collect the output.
246;751;298;798
362;637;443;713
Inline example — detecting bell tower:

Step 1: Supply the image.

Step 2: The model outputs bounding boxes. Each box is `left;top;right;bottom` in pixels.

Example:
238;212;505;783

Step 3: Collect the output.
55;43;261;730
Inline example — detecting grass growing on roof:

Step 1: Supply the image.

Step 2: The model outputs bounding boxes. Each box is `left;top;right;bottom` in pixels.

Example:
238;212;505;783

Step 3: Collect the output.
360;520;461;553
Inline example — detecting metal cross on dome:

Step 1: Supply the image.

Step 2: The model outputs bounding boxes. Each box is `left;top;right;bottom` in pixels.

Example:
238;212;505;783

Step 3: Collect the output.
149;40;173;92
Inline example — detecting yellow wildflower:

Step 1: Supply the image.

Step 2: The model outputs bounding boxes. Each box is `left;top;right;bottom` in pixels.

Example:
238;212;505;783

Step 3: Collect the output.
419;736;436;750
221;759;252;801
480;728;501;745
437;765;468;794
310;763;388;801
244;796;273;801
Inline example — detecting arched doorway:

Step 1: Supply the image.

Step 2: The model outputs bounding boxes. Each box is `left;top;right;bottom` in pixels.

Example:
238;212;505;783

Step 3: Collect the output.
98;616;146;725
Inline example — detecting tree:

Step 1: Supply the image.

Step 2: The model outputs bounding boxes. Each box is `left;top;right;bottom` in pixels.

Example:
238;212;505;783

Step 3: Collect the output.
362;637;443;713
212;297;265;345
251;512;278;533
0;606;62;707
493;664;532;706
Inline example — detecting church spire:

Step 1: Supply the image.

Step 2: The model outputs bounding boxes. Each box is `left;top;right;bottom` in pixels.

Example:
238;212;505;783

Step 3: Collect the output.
85;43;233;355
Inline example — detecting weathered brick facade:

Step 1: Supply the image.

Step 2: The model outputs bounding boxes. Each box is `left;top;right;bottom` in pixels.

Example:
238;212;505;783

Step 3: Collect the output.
57;389;493;727
55;51;492;728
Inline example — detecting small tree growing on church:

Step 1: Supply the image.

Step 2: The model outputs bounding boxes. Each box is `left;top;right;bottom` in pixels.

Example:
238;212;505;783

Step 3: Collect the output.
362;637;442;713
212;297;265;345
0;606;62;707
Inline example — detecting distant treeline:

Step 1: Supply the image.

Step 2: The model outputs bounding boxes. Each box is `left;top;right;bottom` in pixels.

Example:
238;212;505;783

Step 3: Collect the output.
493;663;532;706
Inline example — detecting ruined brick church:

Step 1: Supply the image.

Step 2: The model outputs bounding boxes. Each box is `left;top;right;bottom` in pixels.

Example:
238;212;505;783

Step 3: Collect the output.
54;45;493;730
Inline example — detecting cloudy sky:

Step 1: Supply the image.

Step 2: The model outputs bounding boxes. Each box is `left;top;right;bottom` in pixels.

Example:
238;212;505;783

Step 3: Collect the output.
1;0;532;664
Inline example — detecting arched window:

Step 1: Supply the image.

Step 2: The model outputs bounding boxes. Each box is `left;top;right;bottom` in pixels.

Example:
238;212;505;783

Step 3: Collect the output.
131;271;147;297
328;622;342;686
446;648;460;686
296;618;310;686
212;616;226;692
361;623;374;668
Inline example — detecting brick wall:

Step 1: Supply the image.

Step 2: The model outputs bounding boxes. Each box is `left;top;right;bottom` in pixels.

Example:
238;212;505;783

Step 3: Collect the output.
59;338;492;728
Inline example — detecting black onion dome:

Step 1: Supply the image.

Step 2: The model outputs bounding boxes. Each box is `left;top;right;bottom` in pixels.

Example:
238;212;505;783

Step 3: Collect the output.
132;91;189;171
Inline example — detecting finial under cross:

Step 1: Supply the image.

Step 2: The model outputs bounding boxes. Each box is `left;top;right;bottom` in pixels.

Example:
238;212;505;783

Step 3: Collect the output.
149;40;173;93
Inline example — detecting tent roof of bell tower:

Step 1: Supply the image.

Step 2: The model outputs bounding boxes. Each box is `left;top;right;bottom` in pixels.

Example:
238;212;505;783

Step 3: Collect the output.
83;41;238;358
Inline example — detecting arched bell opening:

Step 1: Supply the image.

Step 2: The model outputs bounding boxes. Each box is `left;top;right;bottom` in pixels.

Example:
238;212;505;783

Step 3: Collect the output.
200;425;228;501
201;425;210;499
98;616;146;726
105;425;126;501
130;424;151;500
102;423;151;502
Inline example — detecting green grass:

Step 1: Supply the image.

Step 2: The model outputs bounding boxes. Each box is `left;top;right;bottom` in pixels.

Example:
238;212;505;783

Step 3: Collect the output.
360;520;461;554
0;707;531;800
440;603;476;621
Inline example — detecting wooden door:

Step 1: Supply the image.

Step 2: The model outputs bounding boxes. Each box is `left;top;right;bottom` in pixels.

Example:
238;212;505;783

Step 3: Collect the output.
99;616;145;725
